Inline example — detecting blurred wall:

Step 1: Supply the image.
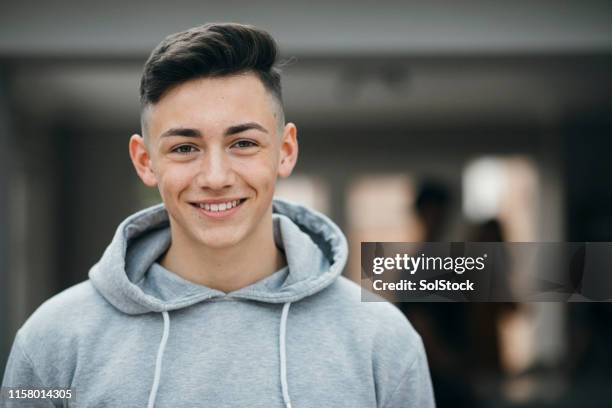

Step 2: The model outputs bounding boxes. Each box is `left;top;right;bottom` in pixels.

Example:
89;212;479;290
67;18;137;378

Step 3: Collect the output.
0;73;12;370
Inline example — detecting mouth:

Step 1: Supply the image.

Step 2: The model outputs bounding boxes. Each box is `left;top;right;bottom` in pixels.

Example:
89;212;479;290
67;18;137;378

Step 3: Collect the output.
189;198;247;219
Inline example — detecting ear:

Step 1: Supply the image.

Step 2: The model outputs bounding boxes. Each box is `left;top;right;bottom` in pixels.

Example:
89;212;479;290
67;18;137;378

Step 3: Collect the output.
277;123;299;178
129;134;158;187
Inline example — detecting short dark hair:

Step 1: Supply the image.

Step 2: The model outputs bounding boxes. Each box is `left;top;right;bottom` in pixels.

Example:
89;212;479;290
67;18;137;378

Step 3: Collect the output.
139;23;284;133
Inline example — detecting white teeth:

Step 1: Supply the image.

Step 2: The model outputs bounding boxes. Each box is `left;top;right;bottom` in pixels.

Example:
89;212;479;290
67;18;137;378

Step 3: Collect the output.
197;200;241;212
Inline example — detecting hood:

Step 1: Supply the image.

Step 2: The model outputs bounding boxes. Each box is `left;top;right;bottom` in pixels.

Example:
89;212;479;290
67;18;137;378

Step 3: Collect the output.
89;198;348;315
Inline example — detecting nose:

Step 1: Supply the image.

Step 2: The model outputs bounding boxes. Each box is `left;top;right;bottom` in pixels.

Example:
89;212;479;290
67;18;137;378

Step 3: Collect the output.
195;146;235;190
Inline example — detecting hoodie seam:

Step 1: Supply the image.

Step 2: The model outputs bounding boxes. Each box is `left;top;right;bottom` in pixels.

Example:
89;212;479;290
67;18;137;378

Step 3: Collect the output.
134;269;339;307
380;347;419;408
232;274;337;302
139;294;219;310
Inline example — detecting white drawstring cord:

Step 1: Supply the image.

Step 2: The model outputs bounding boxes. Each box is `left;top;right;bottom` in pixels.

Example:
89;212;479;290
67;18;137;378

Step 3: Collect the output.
146;306;290;407
279;302;292;408
147;311;170;408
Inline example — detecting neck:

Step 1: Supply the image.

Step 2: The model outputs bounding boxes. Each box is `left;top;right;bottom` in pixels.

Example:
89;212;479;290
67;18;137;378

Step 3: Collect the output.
159;211;286;293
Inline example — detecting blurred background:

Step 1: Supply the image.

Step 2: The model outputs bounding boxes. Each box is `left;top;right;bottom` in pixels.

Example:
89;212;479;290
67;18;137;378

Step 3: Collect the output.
1;1;612;407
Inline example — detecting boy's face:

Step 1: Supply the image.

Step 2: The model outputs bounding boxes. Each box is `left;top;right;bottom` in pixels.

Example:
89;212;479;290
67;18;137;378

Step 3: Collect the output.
129;73;298;249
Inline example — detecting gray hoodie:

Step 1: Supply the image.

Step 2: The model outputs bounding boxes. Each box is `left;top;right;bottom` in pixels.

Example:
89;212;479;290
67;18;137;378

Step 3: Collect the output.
2;198;435;407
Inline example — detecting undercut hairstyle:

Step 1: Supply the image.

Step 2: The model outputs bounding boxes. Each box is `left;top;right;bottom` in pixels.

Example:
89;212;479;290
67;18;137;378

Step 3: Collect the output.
139;22;285;137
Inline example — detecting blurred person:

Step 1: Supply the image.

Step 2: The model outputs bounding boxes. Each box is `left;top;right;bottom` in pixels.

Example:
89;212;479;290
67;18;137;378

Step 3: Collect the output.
465;220;516;379
1;23;435;407
414;180;452;242
399;180;479;407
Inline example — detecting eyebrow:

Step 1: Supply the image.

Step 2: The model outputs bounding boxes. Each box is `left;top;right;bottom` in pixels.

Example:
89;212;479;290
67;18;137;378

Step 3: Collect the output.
159;122;268;139
225;122;268;136
159;127;201;138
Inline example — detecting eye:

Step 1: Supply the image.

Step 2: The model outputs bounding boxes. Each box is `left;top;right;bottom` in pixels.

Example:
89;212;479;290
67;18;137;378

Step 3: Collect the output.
172;145;198;154
232;140;258;149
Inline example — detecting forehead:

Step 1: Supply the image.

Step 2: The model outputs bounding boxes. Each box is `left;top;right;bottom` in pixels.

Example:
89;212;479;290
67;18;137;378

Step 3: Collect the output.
145;73;278;137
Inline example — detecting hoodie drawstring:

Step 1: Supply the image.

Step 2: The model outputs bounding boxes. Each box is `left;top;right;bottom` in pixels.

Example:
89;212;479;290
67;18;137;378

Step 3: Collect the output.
280;302;292;408
147;305;292;408
148;311;170;408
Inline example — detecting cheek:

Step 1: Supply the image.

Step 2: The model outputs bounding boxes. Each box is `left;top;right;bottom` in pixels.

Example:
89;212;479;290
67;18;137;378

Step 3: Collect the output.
234;156;278;194
156;165;195;200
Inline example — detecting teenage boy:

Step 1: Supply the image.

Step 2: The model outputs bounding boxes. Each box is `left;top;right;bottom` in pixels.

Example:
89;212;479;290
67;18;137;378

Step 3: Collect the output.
2;23;435;407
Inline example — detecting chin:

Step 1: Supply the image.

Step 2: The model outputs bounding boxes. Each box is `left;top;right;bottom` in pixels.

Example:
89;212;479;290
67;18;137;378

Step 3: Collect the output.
194;229;247;249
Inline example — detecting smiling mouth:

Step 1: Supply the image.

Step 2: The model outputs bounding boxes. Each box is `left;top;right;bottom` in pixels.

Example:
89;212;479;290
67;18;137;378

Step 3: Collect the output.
190;198;247;215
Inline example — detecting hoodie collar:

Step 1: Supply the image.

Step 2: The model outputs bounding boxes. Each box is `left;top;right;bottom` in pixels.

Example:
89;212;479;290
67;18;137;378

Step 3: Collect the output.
89;198;348;315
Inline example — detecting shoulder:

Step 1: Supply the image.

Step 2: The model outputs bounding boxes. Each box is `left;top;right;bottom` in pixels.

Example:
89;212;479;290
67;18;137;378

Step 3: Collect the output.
9;280;114;386
18;280;113;349
311;276;423;351
315;277;432;406
325;276;416;325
